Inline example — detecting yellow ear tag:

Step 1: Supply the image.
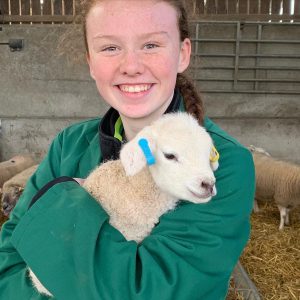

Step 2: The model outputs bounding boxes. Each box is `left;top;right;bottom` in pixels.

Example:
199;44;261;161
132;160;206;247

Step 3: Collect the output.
210;146;220;163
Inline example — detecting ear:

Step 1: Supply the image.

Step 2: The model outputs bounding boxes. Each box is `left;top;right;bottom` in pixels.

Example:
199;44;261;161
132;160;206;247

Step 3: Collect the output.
86;52;96;80
210;146;220;171
120;131;156;176
177;38;192;73
210;160;219;171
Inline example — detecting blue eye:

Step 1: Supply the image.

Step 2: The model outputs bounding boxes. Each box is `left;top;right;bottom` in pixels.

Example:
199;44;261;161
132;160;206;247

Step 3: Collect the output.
144;43;159;50
102;46;117;52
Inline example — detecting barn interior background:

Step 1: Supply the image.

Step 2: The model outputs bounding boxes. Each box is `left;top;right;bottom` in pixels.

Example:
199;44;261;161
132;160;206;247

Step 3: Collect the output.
0;0;299;164
0;1;299;299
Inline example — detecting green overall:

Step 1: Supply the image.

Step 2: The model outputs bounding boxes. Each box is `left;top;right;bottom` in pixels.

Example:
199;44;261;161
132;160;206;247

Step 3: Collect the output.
0;97;255;300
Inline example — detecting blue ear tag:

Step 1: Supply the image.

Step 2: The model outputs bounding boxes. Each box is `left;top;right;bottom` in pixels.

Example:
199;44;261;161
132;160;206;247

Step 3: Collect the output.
138;138;156;166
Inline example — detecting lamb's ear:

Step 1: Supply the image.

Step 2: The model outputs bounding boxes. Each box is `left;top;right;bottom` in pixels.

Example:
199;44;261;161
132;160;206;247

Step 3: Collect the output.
211;160;219;171
120;131;156;176
210;146;219;171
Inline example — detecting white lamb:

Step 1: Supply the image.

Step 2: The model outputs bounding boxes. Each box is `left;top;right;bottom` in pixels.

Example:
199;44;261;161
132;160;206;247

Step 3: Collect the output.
251;148;300;230
29;112;219;297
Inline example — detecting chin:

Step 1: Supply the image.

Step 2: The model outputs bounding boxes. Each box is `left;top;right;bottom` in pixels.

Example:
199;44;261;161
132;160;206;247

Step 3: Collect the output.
119;107;156;120
188;195;212;204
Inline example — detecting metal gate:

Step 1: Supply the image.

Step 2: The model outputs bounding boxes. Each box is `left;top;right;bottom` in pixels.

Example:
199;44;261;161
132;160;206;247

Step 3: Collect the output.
189;20;300;95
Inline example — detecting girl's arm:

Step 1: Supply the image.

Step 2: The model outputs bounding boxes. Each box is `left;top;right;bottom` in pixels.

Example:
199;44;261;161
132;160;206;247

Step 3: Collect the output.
0;135;63;300
9;143;255;300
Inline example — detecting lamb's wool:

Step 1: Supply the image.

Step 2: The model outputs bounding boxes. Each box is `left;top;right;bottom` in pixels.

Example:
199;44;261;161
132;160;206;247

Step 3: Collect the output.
83;160;175;242
83;113;218;242
0;155;36;187
252;151;300;229
1;165;38;216
29;112;218;297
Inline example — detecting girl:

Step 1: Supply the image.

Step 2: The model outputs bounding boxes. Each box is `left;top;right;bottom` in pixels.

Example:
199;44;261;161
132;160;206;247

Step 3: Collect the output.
0;1;255;299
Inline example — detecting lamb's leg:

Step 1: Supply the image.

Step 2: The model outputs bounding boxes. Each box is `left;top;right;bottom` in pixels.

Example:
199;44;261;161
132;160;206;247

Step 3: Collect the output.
253;199;259;213
284;208;291;226
278;205;286;230
28;269;53;297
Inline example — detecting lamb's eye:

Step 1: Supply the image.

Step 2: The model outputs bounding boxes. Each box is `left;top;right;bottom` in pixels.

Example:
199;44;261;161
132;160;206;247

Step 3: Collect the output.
163;153;178;161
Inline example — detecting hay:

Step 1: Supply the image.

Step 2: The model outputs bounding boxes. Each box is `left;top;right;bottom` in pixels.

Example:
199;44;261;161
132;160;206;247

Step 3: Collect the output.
240;200;300;300
0;189;8;228
226;278;245;300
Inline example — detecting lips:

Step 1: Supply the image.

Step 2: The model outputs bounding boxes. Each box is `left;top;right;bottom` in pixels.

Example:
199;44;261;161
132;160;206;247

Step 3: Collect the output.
187;188;215;199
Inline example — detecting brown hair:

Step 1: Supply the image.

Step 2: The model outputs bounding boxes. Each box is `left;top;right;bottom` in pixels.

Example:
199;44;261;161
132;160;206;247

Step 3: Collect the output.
80;0;204;124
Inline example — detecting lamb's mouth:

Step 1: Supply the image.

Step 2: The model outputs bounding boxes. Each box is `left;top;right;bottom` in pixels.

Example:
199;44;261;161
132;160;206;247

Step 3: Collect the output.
118;84;152;93
187;188;212;200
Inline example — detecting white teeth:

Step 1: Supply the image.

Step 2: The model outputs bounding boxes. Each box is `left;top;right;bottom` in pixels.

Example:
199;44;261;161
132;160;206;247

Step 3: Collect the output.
119;84;151;93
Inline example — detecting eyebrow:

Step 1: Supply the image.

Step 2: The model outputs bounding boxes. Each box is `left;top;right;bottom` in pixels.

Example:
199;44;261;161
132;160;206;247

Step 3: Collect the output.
93;31;170;40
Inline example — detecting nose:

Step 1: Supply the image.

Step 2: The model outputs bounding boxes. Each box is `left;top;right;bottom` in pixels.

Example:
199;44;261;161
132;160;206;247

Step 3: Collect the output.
119;50;144;76
200;179;215;194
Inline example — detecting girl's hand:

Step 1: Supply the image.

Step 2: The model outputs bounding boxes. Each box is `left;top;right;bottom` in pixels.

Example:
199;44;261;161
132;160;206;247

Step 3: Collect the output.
73;178;85;186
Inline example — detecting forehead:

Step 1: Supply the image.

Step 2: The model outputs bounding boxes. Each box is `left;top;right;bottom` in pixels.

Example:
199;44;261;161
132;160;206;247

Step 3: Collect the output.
86;0;179;37
155;120;212;151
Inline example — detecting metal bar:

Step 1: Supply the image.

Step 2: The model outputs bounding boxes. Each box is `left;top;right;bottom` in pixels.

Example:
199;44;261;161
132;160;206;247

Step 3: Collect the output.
191;66;300;70
192;53;300;58
240;66;300;70
194;78;300;83
51;0;54;15
61;0;65;24
191;53;236;57
8;0;11;25
196;90;300;94
19;0;22;24
191;38;300;43
2;15;74;23
73;0;76;17
189;19;300;26
239;54;300;58
195;23;200;54
239;78;300;82
254;24;262;90
188;14;300;21
233;21;241;89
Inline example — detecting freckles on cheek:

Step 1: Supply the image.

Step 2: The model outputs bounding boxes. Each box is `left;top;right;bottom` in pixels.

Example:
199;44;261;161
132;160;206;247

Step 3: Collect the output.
152;54;179;75
91;61;112;81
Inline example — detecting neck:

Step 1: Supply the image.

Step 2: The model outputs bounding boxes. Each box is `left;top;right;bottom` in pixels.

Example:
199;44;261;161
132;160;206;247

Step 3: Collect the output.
120;93;174;141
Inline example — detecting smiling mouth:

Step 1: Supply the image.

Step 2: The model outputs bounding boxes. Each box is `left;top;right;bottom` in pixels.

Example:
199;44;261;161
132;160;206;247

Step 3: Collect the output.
118;84;152;93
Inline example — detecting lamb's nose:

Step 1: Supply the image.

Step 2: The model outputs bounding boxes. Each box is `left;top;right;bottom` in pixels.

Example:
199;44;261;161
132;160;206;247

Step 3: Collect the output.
2;194;9;208
201;180;215;194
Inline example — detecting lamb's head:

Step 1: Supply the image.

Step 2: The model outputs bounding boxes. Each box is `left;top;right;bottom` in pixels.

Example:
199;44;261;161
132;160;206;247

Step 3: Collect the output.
1;186;23;216
120;113;219;204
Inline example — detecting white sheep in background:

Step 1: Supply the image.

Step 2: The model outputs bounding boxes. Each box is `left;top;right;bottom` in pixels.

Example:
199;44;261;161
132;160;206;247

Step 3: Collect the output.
0;155;36;187
250;148;300;230
1;165;38;216
248;145;271;157
29;112;219;297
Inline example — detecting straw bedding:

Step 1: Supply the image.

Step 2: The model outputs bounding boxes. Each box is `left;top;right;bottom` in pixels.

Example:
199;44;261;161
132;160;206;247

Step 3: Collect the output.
0;196;299;299
239;199;300;300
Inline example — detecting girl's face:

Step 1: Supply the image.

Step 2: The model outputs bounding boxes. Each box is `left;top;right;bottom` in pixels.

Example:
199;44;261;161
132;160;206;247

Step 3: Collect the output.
86;0;191;121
